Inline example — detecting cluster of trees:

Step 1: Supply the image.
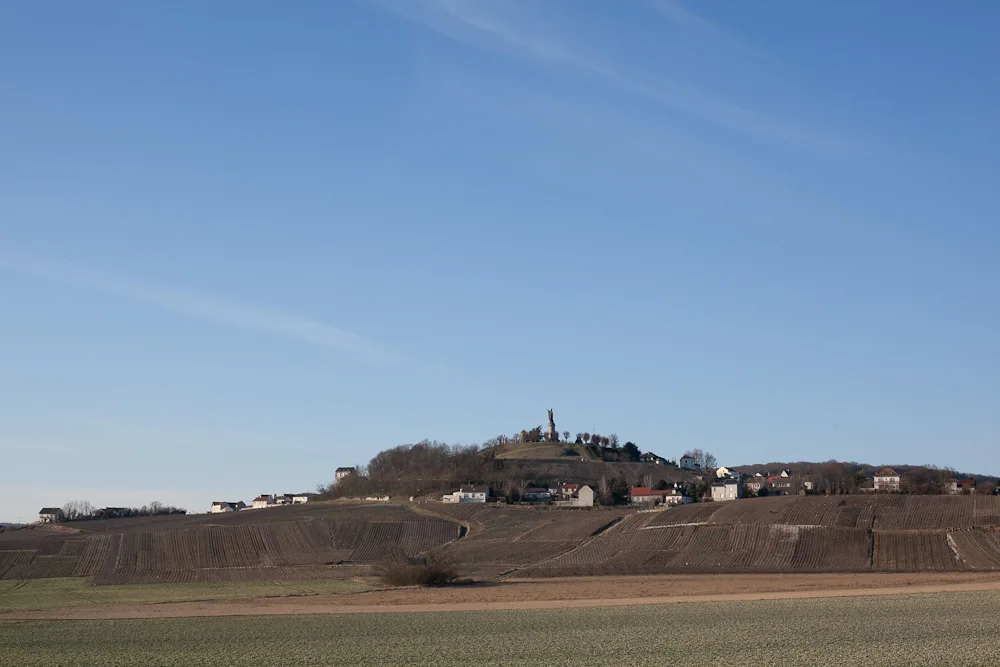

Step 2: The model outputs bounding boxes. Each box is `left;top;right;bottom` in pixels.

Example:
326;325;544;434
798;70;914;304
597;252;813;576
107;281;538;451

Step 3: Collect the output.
61;500;186;521
572;432;620;448
319;439;684;505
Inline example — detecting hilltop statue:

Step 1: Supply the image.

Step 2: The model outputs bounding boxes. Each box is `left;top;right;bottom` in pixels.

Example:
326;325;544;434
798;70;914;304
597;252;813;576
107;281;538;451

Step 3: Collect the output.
546;409;558;442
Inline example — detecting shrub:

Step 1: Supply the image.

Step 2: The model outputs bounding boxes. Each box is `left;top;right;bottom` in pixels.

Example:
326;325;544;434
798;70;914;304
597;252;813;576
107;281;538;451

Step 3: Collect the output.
377;551;458;587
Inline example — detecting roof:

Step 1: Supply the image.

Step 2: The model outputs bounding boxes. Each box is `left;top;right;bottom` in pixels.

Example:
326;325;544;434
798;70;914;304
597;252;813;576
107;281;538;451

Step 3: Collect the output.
253;495;273;502
958;478;977;488
39;507;62;514
213;501;241;506
630;487;652;496
335;467;356;472
523;487;550;494
876;468;898;477
459;485;490;493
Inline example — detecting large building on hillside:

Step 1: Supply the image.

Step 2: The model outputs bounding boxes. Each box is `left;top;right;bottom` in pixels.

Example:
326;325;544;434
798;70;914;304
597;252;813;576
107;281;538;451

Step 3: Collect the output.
711;480;742;502
442;485;491;503
38;508;64;523
211;501;246;514
874;468;901;492
335;467;356;482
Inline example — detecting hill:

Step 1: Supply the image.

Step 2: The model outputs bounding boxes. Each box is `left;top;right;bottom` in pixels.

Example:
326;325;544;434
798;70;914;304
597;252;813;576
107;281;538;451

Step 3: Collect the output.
494;442;599;460
0;502;461;584
6;495;1000;585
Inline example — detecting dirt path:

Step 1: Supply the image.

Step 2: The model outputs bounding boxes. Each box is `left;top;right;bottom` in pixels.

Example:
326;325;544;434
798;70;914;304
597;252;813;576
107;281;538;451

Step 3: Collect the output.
4;572;1000;620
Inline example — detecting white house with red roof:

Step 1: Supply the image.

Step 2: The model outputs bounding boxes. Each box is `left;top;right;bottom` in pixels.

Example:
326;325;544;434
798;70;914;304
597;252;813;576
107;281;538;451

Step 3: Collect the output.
874;468;901;492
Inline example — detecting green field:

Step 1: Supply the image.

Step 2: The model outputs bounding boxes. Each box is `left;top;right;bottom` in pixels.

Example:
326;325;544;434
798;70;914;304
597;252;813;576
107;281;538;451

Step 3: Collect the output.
3;591;1000;666
0;577;372;613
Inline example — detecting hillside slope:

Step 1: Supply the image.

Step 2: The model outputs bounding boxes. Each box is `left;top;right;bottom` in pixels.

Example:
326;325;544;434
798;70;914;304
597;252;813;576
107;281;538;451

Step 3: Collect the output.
517;495;1000;577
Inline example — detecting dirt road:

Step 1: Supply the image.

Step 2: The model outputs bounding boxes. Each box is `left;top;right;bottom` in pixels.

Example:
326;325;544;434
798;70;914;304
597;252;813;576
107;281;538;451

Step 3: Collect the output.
4;572;1000;620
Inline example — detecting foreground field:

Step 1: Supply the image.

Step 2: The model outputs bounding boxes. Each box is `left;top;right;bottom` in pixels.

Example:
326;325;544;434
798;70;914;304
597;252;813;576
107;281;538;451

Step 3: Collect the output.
3;591;1000;666
0;577;371;613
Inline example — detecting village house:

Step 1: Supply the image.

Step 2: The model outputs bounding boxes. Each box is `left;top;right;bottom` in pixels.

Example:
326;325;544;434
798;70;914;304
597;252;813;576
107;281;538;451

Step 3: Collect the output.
679;455;701;471
553;484;596;507
252;494;277;509
548;483;579;501
442;485;491;504
639;452;670;465
630;487;691;506
521;487;551;503
768;474;795;495
335;467;356;482
96;507;129;519
744;478;766;495
716;466;737;479
711;480;743;502
211;501;246;514
38;507;64;523
946;478;976;494
292;493;314;504
874;468;901;492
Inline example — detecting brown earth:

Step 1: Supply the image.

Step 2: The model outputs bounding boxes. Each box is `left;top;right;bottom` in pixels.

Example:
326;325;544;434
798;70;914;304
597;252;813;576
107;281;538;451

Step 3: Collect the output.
7;496;1000;585
4;572;1000;620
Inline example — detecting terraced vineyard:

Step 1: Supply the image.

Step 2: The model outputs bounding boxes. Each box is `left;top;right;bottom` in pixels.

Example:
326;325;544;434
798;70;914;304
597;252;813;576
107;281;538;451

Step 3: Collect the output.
518;496;1000;577
5;496;1000;583
427;505;628;578
0;503;461;584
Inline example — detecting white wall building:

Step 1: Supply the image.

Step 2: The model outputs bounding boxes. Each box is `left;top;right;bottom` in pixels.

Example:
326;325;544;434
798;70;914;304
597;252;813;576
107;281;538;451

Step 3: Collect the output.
711;481;743;502
442;485;490;503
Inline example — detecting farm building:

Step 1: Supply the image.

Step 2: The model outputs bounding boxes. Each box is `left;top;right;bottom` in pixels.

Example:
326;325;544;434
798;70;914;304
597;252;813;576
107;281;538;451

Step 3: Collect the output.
38;508;64;523
711;480;743;502
442;485;491;503
548;483;579;501
630;487;691;506
946;479;976;494
211;501;246;513
679;455;700;471
252;494;277;509
291;493;314;504
521;487;551;503
639;452;670;465
554;485;595;507
874;468;901;492
335;467;356;482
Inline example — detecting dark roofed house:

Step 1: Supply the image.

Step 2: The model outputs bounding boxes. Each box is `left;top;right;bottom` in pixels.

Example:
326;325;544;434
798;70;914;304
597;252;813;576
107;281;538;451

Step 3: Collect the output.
38;508;64;523
335;467;356;482
521;487;551;502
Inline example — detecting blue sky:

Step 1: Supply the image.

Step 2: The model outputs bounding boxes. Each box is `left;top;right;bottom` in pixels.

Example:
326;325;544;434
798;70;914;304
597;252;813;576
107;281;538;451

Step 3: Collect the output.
3;1;999;521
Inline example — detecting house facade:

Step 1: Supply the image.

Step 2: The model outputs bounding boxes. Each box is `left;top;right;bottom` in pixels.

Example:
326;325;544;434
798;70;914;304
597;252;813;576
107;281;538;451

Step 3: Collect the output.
38;507;64;523
292;493;314;504
442;485;491;503
211;501;246;514
711;481;742;502
335;467;356;482
630;487;691;506
873;468;901;492
679;455;700;471
521;487;551;503
252;494;277;509
554;485;595;507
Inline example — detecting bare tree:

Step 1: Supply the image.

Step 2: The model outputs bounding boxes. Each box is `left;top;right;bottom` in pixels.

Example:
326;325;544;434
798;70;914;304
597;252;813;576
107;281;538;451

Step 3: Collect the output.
642;474;654;489
609;433;619;448
562;431;570;442
597;476;611;505
583;432;591;444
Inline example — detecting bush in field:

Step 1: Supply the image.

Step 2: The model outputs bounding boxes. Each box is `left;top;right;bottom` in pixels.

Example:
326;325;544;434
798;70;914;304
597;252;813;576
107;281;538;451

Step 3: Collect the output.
377;551;457;587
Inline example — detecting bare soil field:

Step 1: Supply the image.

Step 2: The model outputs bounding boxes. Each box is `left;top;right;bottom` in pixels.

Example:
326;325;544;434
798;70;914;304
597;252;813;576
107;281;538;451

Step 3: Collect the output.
3;572;999;620
6;496;1000;585
0;502;460;583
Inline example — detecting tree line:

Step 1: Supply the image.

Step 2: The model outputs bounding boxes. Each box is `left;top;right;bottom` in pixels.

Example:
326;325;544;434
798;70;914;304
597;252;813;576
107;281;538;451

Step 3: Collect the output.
60;500;187;521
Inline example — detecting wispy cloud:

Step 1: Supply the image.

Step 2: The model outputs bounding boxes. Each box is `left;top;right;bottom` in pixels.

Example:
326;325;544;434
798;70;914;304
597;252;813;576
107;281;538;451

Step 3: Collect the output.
373;0;860;156
0;251;386;361
646;0;780;67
